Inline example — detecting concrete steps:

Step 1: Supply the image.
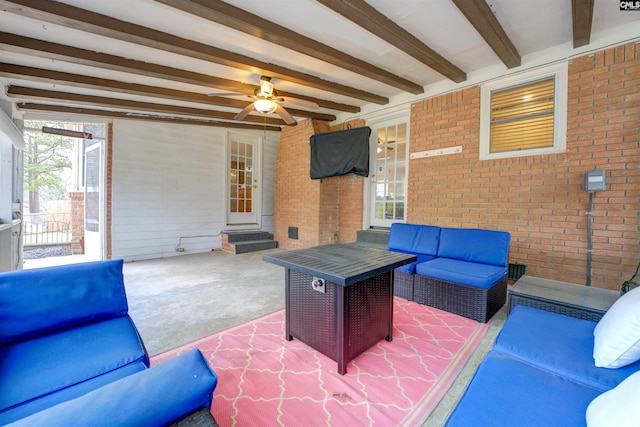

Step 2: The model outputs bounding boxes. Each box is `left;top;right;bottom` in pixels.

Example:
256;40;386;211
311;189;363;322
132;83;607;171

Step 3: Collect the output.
221;231;277;254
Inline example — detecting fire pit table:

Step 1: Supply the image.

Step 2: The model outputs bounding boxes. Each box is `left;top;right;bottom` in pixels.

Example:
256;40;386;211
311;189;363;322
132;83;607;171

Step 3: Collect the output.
263;243;416;374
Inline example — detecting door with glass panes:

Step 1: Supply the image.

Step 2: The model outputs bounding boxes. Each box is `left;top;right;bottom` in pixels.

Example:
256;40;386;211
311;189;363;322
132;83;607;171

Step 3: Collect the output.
369;119;408;227
227;135;260;225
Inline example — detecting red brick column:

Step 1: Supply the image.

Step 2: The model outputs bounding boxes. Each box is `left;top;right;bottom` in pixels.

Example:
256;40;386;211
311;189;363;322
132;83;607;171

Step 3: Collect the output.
274;119;366;249
69;191;84;254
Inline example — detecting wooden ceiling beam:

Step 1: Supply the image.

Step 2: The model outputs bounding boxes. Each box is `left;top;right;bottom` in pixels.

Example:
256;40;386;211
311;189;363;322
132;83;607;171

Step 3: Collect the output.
0;32;357;113
16;103;283;131
0;63;338;121
315;0;466;83
7;86;293;126
571;0;594;48
155;0;424;94
0;0;381;105
450;0;521;69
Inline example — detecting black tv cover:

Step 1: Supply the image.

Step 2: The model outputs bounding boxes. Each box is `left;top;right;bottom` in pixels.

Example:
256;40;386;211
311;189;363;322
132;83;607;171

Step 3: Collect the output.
310;126;371;179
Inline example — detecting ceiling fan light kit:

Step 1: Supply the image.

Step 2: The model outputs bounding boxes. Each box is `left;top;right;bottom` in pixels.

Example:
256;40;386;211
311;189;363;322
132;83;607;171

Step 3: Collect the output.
232;76;317;126
254;99;278;114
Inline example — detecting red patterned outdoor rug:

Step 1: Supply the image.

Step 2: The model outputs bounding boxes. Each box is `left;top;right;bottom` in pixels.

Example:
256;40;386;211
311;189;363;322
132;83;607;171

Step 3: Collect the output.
152;298;489;426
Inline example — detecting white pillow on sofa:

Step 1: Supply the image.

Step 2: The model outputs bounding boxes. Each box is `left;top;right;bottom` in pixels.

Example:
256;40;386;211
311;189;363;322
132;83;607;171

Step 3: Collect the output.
586;370;640;427
593;286;640;368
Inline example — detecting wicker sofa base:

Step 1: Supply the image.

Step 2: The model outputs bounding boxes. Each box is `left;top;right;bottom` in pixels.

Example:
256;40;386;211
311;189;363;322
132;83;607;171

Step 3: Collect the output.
393;270;415;300
168;408;218;427
413;275;507;323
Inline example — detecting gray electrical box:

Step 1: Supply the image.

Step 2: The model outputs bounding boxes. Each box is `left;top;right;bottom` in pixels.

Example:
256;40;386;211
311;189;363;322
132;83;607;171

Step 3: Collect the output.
585;170;606;192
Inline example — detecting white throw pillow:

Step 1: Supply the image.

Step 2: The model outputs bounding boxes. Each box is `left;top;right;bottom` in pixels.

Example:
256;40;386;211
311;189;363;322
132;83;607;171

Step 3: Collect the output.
586;370;640;427
593;286;640;368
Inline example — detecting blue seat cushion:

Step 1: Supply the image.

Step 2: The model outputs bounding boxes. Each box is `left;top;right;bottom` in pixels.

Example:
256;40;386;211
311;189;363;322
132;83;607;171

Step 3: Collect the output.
395;261;416;274
0;259;128;344
437;228;510;267
7;349;217;427
0;363;147;425
445;351;602;427
416;258;506;289
494;305;640;391
0;316;149;422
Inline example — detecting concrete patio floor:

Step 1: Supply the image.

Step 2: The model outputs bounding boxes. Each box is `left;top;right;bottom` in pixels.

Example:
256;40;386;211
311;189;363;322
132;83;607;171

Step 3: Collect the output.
24;248;507;426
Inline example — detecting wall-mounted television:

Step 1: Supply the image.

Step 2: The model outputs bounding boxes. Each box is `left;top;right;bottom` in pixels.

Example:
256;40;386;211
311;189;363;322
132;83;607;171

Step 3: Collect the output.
309;126;371;180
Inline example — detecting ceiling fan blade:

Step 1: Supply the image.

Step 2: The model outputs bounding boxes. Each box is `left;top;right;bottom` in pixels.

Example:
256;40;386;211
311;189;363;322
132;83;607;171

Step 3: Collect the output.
275;104;297;125
234;103;255;121
208;92;244;97
279;97;320;110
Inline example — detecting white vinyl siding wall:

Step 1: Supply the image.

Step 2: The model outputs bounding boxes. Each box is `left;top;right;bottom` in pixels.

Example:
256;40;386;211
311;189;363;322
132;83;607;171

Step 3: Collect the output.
111;119;279;261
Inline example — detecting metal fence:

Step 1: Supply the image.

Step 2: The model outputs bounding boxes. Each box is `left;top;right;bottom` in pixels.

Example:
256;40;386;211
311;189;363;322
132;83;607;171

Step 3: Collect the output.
22;213;72;247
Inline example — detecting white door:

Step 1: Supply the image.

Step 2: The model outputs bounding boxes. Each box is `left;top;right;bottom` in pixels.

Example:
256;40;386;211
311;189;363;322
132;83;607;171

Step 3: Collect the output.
227;134;260;225
84;142;103;260
369;119;408;228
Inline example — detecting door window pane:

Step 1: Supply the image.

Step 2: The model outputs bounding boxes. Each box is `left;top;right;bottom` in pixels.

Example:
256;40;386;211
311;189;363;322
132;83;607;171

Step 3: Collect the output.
229;140;254;215
371;121;408;226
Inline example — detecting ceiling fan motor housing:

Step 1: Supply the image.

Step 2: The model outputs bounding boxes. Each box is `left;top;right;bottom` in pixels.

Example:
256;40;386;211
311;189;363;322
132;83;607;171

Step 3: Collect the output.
259;77;275;97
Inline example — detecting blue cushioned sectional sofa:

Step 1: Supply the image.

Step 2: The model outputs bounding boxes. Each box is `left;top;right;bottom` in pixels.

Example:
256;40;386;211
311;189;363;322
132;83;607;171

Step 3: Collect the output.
0;260;218;426
445;304;640;426
388;223;511;322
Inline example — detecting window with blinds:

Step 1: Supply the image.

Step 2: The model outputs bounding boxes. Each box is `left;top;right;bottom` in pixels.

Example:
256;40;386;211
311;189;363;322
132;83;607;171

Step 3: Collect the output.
479;63;567;160
490;77;555;153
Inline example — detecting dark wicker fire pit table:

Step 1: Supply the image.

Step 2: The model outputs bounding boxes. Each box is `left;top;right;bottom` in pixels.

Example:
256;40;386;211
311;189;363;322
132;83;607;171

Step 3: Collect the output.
263;243;416;375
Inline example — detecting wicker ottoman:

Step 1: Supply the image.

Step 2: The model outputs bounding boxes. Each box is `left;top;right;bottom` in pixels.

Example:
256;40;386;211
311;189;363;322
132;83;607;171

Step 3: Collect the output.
508;275;619;321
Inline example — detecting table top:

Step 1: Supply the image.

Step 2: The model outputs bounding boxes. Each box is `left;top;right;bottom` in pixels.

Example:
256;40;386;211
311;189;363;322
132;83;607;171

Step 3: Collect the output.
510;275;619;312
262;243;416;286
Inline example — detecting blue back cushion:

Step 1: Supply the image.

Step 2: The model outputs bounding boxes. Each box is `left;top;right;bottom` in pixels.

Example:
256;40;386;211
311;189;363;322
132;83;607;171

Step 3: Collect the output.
0;259;128;344
388;223;440;256
412;225;440;256
388;223;420;253
437;228;510;267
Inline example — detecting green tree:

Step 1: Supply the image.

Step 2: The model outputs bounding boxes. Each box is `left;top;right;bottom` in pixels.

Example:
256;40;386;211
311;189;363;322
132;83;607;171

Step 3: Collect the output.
24;121;73;213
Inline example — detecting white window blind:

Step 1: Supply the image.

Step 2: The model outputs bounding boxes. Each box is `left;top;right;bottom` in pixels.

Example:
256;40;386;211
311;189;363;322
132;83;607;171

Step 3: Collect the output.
490;77;555;153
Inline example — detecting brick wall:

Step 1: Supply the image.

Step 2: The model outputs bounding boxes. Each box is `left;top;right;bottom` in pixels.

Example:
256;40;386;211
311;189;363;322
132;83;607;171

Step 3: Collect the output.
264;42;639;289
408;41;639;290
336;172;365;243
333;120;366;243
274;119;365;248
274;119;323;249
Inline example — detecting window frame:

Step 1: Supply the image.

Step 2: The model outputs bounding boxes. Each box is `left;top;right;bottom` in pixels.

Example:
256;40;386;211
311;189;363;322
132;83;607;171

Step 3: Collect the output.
479;62;568;160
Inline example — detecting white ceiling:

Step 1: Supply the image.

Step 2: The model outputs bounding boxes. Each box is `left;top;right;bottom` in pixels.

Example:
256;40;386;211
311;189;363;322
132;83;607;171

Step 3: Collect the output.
0;0;638;128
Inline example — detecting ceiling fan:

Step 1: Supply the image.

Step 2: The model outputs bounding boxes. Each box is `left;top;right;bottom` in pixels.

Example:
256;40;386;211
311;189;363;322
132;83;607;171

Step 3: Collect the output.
233;76;319;126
